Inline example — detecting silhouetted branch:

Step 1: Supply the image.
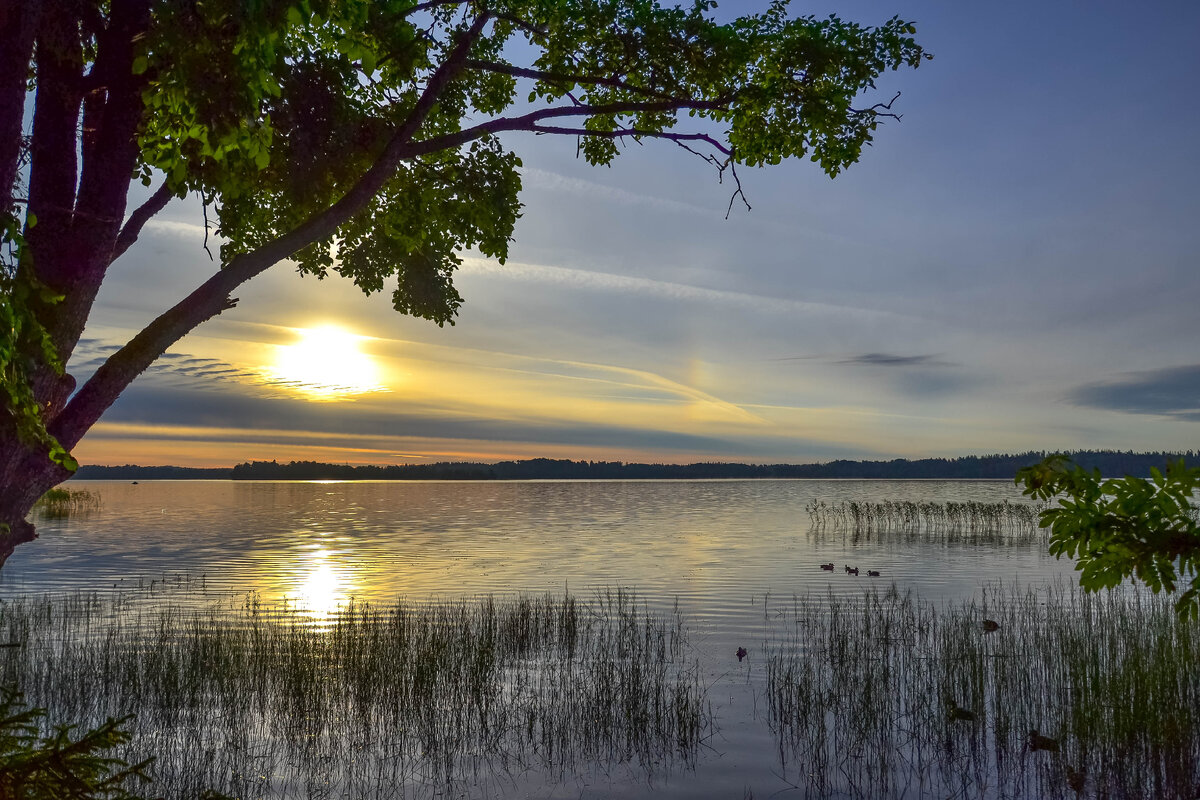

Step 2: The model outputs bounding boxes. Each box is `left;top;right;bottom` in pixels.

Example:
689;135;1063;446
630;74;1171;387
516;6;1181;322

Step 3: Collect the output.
403;0;468;17
412;95;731;156
112;181;171;261
850;91;903;120
529;124;730;154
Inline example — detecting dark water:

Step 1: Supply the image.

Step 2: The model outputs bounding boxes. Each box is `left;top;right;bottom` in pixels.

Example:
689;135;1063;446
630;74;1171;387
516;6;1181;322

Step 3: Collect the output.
3;480;1078;798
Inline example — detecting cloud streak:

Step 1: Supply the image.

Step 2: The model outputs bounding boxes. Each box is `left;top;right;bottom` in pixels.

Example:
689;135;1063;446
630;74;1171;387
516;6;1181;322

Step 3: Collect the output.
1070;364;1200;421
460;258;912;324
834;353;954;368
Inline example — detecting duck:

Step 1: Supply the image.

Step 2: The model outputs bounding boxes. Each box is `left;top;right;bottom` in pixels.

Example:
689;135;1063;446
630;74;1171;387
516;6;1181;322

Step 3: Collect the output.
819;562;835;570
982;619;1000;633
945;700;976;722
1066;764;1085;794
735;646;748;662
867;569;881;577
1027;729;1059;752
844;565;859;576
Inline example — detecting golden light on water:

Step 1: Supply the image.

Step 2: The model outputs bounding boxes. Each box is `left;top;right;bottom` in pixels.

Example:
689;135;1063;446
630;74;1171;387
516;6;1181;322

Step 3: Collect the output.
268;325;384;399
287;546;355;622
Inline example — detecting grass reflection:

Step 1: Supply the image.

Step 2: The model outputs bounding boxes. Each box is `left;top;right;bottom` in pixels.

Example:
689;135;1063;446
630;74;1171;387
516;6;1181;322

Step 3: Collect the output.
0;587;708;799
766;584;1200;798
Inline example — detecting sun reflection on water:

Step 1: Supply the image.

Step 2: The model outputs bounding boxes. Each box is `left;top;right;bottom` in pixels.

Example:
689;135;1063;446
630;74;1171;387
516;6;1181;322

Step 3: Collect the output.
284;546;355;623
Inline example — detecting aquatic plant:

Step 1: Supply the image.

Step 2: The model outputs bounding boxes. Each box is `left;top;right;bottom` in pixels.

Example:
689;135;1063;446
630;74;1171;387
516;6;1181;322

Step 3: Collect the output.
765;583;1200;798
0;588;708;799
806;498;1045;542
30;487;102;520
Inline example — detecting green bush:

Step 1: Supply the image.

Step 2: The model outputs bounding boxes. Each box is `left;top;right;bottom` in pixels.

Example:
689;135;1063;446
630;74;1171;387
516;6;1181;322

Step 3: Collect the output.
0;685;227;800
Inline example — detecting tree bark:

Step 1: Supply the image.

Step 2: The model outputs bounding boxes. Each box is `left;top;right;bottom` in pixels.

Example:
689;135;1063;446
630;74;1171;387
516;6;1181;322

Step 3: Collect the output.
0;0;41;213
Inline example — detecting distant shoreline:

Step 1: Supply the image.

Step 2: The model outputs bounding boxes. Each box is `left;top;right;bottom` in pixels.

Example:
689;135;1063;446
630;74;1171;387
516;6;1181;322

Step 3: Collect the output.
71;450;1197;481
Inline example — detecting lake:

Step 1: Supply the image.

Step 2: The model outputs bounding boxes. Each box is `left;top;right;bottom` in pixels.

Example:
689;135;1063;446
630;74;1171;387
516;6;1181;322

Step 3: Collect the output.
0;480;1157;799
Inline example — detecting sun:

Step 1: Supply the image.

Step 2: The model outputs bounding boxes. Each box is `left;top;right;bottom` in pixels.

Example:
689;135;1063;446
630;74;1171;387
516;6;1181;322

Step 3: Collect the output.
269;325;384;399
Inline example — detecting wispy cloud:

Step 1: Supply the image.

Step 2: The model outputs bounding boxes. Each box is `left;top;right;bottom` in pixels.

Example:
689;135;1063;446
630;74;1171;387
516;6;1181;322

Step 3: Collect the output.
1070;364;1200;421
460;258;910;324
521;167;719;217
834;353;953;368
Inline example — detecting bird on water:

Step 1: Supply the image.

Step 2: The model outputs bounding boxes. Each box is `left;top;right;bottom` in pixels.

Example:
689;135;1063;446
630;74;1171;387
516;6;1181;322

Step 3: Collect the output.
1027;730;1060;752
945;700;976;722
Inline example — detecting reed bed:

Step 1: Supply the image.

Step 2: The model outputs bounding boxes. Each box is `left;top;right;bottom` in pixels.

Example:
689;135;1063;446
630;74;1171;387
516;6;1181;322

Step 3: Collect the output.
766;584;1200;799
806;499;1045;541
0;588;709;799
30;487;102;519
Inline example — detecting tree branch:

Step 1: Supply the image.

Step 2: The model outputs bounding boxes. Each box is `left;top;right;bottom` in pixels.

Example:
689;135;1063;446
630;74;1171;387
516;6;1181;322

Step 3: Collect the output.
403;0;468;17
112;182;172;261
850;91;903;121
0;0;42;215
528;123;731;155
407;95;731;157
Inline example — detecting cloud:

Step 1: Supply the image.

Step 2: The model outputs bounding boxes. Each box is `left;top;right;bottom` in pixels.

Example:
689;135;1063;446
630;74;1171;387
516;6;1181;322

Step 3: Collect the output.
460;258;912;324
834;353;953;368
98;384;748;455
1070;364;1200;421
520;167;718;217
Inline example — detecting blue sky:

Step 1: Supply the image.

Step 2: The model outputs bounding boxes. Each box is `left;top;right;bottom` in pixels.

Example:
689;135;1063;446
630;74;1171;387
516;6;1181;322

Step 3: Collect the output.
71;0;1200;466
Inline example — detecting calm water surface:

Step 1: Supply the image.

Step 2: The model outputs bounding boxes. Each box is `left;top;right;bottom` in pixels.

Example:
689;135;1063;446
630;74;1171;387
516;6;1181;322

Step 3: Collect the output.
3;480;1078;798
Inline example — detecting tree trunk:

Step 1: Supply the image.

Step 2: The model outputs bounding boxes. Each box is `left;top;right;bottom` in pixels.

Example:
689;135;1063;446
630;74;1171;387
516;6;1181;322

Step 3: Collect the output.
0;437;67;568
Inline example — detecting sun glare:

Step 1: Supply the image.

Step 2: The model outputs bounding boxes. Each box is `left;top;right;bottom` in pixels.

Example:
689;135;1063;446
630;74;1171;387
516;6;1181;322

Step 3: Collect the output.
269;325;383;399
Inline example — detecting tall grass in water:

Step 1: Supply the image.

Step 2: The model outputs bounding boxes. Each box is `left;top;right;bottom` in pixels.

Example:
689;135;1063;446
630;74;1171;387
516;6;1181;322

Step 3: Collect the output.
766;584;1199;799
806;499;1045;543
0;588;708;799
30;487;102;519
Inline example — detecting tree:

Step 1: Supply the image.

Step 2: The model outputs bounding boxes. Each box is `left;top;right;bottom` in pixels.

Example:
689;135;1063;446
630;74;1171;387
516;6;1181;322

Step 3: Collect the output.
1016;454;1200;619
0;0;928;563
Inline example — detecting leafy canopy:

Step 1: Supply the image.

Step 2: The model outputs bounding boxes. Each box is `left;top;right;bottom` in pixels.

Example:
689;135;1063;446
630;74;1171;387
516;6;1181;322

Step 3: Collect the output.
1017;455;1200;618
0;218;77;473
134;0;926;323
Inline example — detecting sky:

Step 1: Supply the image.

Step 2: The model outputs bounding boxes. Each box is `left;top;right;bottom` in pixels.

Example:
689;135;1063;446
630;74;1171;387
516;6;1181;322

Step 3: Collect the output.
70;0;1200;468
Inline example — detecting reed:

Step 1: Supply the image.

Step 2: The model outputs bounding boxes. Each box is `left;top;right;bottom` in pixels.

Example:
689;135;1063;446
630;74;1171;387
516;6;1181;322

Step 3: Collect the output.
30;487;102;519
0;587;708;799
765;583;1200;798
806;498;1045;541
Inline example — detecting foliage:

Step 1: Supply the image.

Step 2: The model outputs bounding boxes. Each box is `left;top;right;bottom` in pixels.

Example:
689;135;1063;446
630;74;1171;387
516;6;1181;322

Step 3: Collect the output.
0;685;153;800
0;214;76;473
1017;454;1200;618
131;0;928;323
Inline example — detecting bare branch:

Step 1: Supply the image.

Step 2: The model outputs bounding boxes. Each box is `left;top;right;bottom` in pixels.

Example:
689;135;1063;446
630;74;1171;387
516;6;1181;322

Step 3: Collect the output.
112;182;171;261
529;123;731;156
850;91;903;121
724;158;750;219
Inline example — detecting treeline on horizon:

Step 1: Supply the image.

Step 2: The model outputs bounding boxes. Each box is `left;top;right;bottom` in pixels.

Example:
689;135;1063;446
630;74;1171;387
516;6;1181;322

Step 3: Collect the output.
71;451;1200;481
